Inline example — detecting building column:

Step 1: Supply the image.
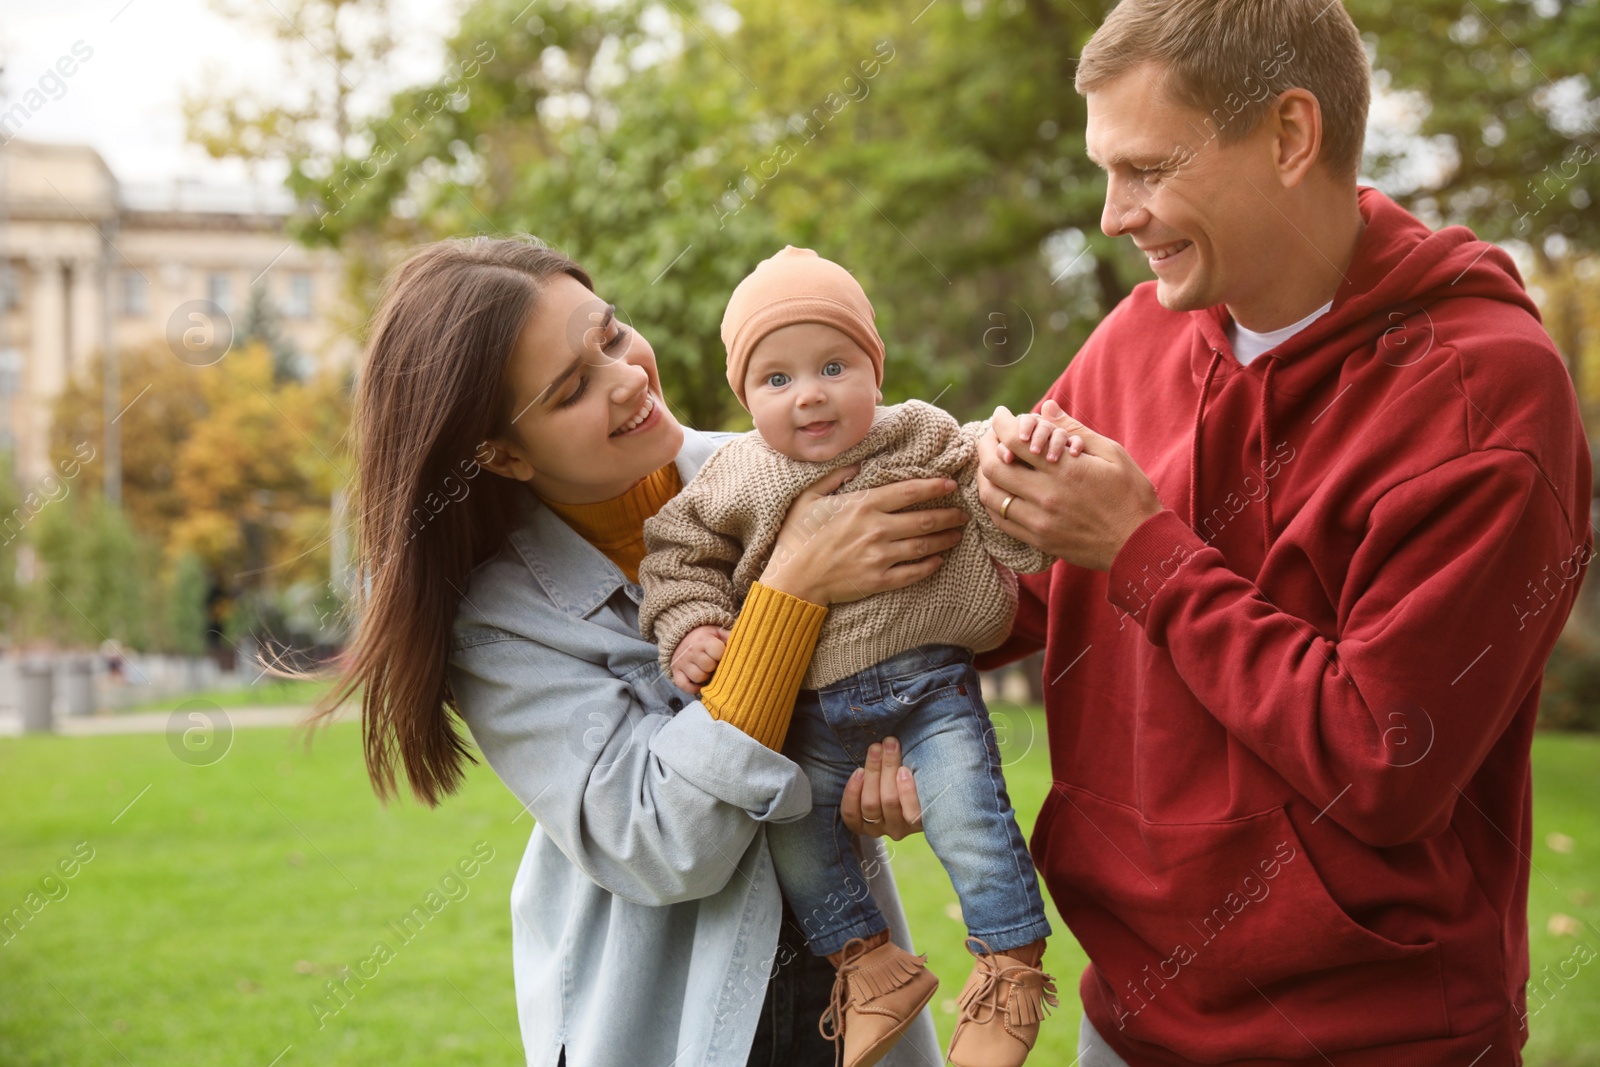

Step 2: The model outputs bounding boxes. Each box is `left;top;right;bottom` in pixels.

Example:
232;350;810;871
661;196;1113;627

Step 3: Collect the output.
28;257;68;398
24;256;68;482
69;254;107;386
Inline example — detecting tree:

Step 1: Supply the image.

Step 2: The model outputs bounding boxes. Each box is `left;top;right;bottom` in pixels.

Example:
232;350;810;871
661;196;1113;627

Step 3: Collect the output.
1352;0;1599;254
23;493;149;650
183;0;405;387
47;340;350;645
195;0;1596;430
184;0;398;174
267;0;1136;430
0;453;24;636
49;341;210;542
239;283;304;383
1527;252;1600;413
169;343;348;592
165;553;212;657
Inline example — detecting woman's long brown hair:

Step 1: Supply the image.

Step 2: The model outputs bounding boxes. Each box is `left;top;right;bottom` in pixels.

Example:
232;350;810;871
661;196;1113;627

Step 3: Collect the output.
308;236;593;806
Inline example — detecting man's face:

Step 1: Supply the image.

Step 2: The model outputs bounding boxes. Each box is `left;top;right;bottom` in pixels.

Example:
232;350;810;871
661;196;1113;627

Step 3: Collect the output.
1085;64;1287;316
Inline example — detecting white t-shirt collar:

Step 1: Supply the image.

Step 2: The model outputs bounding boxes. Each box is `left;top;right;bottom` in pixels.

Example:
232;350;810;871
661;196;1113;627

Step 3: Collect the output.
1227;300;1334;366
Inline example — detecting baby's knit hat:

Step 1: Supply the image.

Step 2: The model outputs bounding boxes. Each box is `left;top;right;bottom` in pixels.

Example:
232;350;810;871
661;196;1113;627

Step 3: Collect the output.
720;246;886;410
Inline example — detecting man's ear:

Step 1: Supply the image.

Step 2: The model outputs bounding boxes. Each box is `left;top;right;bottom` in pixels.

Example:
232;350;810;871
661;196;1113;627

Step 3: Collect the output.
876;387;884;403
1271;88;1323;190
475;438;536;482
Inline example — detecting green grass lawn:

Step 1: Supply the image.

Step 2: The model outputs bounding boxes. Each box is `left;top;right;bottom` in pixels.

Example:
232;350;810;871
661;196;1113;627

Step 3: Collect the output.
1;715;1596;1065
121;677;336;713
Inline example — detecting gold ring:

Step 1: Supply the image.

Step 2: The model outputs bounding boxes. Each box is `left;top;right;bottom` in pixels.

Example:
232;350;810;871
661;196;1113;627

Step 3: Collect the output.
1000;495;1014;520
861;814;882;824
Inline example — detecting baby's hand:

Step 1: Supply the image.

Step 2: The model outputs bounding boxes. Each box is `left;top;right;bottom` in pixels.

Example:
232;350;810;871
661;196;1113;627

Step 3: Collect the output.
1012;411;1085;464
669;625;732;696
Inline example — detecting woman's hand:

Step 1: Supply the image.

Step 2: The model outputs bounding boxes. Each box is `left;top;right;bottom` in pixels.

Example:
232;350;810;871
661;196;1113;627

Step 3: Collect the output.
758;465;970;605
840;737;924;840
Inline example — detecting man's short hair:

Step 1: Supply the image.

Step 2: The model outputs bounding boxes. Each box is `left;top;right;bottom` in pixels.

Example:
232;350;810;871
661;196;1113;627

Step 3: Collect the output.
1075;0;1371;181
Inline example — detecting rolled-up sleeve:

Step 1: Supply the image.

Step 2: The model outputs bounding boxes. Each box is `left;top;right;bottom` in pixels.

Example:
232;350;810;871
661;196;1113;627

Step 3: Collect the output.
450;630;811;908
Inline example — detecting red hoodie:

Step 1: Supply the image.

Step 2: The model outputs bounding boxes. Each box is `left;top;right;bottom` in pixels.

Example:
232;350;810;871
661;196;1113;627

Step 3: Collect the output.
978;188;1591;1065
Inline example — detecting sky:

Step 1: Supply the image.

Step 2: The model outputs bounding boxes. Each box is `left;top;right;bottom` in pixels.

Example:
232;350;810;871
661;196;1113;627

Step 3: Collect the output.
0;0;459;188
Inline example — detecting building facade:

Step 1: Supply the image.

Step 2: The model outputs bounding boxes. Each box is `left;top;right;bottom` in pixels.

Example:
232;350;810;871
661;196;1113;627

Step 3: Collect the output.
0;139;353;486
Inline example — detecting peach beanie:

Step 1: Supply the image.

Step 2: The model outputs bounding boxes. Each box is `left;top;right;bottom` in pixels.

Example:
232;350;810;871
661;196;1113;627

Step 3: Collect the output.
720;246;886;409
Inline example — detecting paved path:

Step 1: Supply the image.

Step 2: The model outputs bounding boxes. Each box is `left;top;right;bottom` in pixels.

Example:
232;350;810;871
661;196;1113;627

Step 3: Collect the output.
0;706;354;738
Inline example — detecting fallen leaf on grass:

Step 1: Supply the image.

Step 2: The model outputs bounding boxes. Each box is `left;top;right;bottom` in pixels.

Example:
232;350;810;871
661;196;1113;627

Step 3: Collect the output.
1548;913;1583;937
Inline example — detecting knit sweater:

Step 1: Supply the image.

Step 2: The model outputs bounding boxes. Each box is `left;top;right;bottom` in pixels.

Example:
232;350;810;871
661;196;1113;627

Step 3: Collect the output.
639;400;1055;689
537;464;826;751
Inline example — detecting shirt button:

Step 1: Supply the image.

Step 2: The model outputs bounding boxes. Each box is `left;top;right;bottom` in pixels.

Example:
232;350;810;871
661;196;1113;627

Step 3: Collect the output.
668;697;684;711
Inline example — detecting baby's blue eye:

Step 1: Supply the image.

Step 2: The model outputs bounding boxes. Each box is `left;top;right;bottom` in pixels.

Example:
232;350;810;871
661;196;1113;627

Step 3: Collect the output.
766;372;790;387
822;361;844;377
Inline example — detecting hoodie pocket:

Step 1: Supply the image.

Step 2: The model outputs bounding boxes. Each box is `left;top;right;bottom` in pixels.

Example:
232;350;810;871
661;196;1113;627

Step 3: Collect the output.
1042;783;1449;1058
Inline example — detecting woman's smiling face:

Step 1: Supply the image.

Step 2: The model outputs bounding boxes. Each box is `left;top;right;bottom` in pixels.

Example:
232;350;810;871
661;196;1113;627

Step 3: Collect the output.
485;273;684;503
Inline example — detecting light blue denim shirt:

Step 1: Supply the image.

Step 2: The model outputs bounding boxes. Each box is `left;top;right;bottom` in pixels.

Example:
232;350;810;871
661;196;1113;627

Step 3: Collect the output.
448;426;940;1067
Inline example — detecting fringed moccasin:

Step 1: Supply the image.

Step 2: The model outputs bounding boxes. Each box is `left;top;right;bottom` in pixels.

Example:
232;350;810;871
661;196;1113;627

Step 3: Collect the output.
818;936;939;1067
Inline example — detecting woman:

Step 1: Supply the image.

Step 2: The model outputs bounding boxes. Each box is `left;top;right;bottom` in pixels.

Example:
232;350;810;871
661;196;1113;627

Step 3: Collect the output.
317;236;967;1066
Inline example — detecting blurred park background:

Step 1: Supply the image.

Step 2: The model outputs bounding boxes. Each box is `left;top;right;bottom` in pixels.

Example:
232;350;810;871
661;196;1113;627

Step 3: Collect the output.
0;0;1597;1062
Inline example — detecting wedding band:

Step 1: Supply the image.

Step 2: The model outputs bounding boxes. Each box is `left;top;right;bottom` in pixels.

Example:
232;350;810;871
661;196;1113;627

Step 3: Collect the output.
1000;495;1014;520
861;814;882;824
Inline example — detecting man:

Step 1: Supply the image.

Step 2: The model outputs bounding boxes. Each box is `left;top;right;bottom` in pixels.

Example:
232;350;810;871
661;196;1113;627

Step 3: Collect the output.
959;1;1588;1063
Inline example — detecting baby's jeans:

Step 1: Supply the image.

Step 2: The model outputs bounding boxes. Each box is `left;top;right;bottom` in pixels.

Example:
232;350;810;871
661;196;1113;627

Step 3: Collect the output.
768;643;1051;957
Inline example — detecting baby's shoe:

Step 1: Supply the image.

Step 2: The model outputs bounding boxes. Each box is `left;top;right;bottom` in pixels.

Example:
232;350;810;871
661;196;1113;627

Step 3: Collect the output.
945;939;1057;1067
818;936;939;1067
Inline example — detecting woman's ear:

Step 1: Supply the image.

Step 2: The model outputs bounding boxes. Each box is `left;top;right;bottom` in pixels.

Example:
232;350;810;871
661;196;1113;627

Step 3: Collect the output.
876;387;884;403
476;438;536;482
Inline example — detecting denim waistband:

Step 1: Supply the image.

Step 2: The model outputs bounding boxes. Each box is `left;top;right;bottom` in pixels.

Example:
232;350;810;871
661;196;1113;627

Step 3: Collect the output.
809;643;974;696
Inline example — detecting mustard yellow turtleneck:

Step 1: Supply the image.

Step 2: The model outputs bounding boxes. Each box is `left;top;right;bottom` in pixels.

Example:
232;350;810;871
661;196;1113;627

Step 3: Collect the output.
542;463;684;583
540;463;825;751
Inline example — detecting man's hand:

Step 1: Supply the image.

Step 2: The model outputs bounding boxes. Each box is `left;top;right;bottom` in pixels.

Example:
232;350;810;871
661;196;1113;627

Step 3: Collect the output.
977;398;1165;571
669;624;730;695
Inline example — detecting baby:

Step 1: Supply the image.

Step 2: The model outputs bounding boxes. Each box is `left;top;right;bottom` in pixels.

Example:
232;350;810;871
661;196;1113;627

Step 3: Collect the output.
639;247;1073;1067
